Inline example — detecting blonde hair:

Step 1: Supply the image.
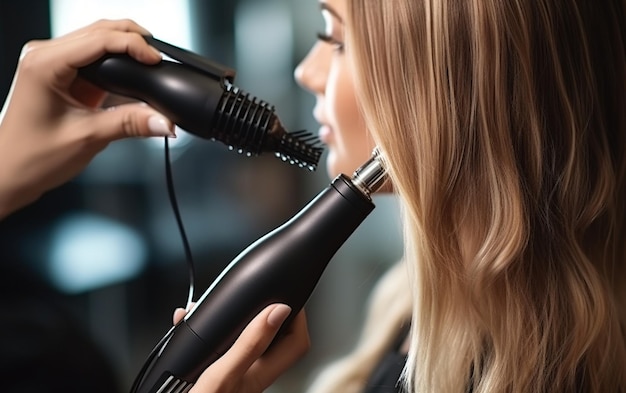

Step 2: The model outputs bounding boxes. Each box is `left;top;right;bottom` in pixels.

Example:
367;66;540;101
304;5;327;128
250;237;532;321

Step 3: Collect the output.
306;260;412;393
343;0;626;392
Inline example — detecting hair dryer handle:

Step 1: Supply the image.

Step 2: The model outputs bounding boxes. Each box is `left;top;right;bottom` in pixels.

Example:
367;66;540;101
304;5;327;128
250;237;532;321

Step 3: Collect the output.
79;55;225;137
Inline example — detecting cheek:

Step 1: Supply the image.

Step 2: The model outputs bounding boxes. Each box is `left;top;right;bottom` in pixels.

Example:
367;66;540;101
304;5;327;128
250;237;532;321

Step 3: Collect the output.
325;65;374;176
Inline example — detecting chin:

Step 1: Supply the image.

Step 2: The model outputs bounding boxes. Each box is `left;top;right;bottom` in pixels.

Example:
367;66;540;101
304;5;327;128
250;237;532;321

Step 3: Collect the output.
325;160;341;180
325;152;365;179
324;151;352;179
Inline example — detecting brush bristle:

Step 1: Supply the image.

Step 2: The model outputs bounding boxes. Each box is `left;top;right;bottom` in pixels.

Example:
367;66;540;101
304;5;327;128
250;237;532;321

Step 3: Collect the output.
214;85;324;170
275;130;324;171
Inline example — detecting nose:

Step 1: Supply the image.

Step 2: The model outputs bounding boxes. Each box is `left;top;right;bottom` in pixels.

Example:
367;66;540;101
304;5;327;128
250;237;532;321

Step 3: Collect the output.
294;42;329;95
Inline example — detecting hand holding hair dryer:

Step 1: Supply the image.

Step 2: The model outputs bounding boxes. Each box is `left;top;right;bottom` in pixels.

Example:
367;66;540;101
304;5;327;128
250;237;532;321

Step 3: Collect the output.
131;149;388;393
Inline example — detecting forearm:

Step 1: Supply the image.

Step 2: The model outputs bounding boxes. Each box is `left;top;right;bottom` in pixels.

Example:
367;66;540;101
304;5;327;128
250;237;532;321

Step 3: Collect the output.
0;119;39;219
0;167;39;220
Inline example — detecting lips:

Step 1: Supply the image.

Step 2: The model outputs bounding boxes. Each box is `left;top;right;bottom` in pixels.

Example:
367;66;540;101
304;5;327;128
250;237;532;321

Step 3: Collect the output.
318;124;332;144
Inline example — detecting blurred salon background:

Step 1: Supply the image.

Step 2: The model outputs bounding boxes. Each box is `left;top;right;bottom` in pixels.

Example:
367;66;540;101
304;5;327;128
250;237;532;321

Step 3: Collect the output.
0;1;402;392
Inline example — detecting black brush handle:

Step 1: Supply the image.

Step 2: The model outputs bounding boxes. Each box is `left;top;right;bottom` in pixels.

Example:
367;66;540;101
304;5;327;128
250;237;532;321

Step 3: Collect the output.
79;55;321;167
80;55;225;139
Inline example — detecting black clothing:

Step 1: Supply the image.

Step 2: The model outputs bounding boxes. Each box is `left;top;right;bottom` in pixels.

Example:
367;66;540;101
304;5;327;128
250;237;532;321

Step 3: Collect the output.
363;351;407;393
362;324;409;393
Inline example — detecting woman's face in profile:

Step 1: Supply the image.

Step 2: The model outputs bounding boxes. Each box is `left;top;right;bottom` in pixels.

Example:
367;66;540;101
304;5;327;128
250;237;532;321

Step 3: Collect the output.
294;0;375;179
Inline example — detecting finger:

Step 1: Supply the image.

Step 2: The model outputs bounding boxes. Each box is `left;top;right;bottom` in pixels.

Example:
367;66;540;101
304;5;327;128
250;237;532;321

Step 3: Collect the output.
88;102;175;141
17;30;161;95
192;304;292;389
56;18;152;40
52;30;162;68
173;308;187;325
172;302;196;325
21;19;159;69
18;17;151;58
246;310;310;387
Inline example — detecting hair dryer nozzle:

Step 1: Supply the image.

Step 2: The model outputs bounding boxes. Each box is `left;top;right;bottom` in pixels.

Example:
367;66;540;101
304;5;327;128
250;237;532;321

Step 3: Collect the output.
351;148;387;196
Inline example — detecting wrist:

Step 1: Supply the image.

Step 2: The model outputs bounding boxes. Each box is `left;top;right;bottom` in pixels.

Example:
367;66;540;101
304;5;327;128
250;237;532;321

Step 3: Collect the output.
0;194;18;220
0;172;39;220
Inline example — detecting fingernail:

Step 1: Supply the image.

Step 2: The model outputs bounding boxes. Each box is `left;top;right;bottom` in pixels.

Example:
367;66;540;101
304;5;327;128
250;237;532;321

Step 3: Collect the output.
267;304;291;328
148;115;175;138
149;46;163;59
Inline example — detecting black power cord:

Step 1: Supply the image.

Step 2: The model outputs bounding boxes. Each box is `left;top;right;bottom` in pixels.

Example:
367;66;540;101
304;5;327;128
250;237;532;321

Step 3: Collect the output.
164;136;195;309
129;137;195;393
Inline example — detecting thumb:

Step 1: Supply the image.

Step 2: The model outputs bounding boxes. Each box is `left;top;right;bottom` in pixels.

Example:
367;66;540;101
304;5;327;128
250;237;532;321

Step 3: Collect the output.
91;103;176;141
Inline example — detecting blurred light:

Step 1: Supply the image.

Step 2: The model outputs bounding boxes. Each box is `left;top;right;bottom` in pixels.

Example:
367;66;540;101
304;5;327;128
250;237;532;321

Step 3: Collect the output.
50;0;193;47
50;0;195;151
235;0;293;94
155;126;195;152
48;213;147;293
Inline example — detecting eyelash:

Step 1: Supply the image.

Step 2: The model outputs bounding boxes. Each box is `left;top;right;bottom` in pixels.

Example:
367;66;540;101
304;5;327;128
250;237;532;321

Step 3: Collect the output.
317;32;345;52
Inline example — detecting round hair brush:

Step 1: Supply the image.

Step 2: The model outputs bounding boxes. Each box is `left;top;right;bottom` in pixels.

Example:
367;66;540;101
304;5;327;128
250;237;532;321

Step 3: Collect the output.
79;36;323;170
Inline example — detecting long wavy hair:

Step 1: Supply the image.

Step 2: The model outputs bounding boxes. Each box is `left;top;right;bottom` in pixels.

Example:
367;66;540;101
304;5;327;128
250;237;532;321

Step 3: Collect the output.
342;0;626;391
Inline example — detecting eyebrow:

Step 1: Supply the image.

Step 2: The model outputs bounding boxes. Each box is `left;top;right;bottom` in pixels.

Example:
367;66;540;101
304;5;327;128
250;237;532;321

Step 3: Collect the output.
320;2;344;23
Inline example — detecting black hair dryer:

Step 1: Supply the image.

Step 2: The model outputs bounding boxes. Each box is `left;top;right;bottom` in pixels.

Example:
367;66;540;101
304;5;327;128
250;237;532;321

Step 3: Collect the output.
130;149;388;393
